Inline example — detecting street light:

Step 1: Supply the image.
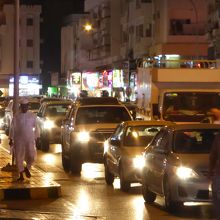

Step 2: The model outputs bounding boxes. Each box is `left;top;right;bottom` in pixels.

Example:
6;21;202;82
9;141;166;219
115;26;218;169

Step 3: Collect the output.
13;0;20;115
84;23;93;32
189;0;199;60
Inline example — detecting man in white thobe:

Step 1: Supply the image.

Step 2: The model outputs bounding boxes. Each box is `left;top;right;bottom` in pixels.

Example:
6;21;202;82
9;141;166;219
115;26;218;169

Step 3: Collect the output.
9;98;39;181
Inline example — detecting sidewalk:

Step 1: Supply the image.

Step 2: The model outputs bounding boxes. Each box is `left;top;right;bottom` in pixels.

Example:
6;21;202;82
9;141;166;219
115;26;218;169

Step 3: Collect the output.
0;146;61;200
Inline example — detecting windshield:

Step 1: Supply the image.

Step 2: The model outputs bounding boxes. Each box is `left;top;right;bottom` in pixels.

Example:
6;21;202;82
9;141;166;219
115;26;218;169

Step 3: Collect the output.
174;129;220;153
75;106;132;125
45;104;71;116
163;92;220;122
124;125;162;146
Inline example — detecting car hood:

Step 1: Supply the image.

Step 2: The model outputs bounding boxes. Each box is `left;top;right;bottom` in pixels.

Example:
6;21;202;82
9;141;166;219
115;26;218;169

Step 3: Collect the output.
121;146;145;157
172;153;209;171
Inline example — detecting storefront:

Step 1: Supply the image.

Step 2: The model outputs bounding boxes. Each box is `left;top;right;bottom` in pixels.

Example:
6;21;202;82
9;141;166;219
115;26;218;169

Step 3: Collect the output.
67;72;82;99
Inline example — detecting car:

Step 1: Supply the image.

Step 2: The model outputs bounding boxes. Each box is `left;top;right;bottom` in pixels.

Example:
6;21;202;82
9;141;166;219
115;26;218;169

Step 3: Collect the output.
103;120;174;192
61;97;133;174
141;123;220;212
36;100;73;152
3;97;40;135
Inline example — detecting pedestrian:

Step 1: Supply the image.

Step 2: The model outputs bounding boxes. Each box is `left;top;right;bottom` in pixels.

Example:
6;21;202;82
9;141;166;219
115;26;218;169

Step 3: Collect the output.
209;131;220;220
9;98;39;181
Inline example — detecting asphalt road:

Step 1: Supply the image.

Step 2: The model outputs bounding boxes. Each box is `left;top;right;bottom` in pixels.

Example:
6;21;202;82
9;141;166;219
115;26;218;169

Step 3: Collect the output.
0;132;215;220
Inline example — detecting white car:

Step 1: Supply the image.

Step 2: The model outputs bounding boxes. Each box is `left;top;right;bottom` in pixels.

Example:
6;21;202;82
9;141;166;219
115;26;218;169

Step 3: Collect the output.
142;123;220;212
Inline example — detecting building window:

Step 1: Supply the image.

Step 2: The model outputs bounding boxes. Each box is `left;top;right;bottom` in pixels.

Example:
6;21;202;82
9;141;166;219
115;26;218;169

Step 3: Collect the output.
136;24;144;40
27;39;33;47
27;18;33;26
27;61;33;68
146;23;152;37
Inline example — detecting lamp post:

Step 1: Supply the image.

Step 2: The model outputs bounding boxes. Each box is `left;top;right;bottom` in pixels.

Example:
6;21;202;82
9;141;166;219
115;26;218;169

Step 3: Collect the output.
189;0;199;60
13;0;20;115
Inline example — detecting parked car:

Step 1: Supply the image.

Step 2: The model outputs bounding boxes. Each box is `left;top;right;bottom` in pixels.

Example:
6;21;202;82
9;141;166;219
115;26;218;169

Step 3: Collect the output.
61;97;133;174
141;123;220;212
103;120;174;192
36;100;73;151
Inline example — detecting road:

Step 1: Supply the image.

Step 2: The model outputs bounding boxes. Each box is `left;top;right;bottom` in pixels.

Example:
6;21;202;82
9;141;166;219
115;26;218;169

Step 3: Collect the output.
0;132;214;220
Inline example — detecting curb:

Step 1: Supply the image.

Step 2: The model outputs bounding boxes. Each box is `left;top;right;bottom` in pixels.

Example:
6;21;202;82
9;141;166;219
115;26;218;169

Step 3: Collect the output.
0;185;61;200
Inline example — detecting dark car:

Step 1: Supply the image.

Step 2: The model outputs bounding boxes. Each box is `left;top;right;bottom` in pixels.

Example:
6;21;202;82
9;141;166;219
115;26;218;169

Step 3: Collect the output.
61;97;133;174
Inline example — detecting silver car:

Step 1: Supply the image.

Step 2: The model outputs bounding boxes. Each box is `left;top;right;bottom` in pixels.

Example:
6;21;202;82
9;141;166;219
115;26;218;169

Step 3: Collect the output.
142;123;220;212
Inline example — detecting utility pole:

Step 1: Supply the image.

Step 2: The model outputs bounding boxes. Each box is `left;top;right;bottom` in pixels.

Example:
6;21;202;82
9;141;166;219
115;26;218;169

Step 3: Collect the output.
13;0;20;115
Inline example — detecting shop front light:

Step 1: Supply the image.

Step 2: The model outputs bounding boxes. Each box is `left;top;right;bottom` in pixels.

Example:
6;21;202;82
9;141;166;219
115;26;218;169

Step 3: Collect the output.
176;166;198;180
77;131;90;143
44;120;55;129
132;156;145;169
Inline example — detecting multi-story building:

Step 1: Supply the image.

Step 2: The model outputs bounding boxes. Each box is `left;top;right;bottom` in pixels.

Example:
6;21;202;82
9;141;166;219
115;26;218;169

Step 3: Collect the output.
206;0;220;60
150;0;208;62
0;4;41;96
61;0;211;99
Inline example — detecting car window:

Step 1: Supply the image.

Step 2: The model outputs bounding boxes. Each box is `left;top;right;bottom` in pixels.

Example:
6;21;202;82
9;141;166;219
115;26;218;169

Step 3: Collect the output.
174;129;220;153
75;106;132;125
45;104;71;116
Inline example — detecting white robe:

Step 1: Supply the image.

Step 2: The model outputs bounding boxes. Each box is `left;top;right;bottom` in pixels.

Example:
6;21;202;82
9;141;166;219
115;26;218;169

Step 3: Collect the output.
9;111;40;172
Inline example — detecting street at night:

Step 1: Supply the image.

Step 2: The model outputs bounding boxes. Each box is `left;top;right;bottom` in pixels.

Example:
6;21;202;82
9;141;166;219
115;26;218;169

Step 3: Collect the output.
0;132;214;220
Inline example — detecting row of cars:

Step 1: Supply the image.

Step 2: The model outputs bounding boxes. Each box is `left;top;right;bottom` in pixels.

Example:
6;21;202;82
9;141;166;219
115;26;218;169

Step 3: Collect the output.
1;95;218;212
103;119;219;212
32;96;217;213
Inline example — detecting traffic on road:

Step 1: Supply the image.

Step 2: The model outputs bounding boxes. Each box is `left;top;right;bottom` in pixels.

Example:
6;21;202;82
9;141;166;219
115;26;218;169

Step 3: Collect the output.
0;94;218;219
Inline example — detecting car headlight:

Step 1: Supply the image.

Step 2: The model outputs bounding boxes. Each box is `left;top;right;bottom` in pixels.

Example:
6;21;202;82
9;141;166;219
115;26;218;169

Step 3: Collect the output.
77;131;90;143
176;166;198;180
44;120;55;129
132;156;145;169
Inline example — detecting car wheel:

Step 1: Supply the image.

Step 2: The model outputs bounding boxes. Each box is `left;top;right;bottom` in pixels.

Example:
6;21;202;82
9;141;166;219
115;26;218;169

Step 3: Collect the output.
164;178;182;213
104;160;114;185
119;166;130;192
70;146;82;175
142;172;156;203
41;133;50;152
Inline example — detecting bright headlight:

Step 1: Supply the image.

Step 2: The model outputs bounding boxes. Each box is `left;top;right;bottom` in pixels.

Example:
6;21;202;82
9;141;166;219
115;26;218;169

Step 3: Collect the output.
176;166;198;180
44;120;55;129
132;156;145;169
77;131;90;143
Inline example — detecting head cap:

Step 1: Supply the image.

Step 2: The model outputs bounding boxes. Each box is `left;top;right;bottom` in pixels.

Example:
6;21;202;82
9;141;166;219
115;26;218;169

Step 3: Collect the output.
19;98;29;105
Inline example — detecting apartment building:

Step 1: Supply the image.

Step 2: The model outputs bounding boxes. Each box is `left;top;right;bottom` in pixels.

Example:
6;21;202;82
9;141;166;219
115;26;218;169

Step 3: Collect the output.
150;0;208;60
0;4;41;96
